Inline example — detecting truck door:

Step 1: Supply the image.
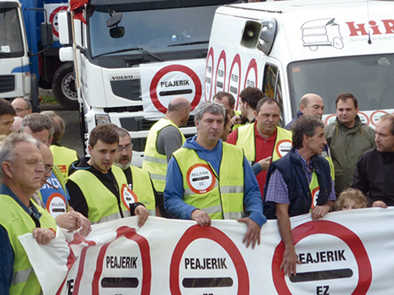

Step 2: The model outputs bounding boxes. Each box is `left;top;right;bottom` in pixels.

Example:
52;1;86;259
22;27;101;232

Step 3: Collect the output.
262;62;287;125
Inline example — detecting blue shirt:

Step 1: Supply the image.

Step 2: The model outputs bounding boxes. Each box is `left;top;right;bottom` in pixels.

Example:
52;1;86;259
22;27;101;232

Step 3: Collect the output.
0;185;42;295
164;137;266;227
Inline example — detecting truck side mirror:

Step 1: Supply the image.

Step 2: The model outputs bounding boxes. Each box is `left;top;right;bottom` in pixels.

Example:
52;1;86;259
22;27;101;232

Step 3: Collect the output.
40;23;53;47
257;19;277;56
58;11;72;45
59;46;73;62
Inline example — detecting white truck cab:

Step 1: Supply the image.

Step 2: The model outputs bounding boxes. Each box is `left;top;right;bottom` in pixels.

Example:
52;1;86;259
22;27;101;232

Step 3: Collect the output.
58;0;238;164
0;0;31;100
206;0;394;127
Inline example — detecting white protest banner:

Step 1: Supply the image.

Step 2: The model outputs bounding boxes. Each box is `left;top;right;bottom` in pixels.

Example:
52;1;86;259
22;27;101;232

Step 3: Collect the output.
140;59;205;119
19;208;394;294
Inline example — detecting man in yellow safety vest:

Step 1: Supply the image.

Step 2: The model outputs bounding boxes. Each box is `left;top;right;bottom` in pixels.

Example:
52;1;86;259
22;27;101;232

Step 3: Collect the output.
0;133;57;295
164;102;266;248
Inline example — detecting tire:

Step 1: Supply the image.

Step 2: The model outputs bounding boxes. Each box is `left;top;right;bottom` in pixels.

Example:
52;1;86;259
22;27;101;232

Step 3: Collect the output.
52;63;78;110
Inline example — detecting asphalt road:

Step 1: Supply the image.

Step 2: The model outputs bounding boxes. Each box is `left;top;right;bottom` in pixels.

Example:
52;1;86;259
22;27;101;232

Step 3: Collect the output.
41;103;84;157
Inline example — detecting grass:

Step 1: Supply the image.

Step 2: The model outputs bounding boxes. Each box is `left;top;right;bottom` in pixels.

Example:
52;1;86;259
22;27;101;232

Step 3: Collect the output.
39;89;57;104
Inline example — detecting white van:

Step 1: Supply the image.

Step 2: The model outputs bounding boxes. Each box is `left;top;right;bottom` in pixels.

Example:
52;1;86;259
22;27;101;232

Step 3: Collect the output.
206;0;394;127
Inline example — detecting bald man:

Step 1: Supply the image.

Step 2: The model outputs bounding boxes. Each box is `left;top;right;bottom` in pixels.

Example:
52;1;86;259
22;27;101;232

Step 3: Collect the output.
143;97;191;216
285;93;324;130
11;97;32;118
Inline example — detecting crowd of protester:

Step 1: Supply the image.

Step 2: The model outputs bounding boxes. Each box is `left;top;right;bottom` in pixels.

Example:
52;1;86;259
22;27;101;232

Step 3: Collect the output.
0;90;393;294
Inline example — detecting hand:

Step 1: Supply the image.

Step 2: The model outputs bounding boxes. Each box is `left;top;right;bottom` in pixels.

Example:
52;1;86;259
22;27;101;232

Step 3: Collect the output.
55;212;80;232
312;204;330;220
73;211;91;236
372;200;388;208
238;217;261;248
281;246;300;276
191;209;211;226
230;115;242;126
135;205;149;227
257;156;272;171
33;228;56;245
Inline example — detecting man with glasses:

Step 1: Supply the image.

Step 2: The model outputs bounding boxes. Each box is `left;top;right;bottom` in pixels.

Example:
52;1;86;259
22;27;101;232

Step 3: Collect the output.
67;124;149;226
114;127;158;216
36;143;91;236
0;133;57;295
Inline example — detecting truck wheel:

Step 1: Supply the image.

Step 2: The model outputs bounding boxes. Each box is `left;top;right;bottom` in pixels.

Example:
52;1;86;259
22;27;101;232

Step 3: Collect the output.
52;63;78;110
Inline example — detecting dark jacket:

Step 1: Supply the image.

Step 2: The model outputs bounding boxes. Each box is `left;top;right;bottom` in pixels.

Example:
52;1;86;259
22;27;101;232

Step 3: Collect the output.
352;149;394;206
263;148;332;219
285;111;303;130
325;116;375;195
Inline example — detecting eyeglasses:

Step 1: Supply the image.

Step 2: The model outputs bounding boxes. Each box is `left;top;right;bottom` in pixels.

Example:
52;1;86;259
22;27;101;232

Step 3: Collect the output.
117;143;132;152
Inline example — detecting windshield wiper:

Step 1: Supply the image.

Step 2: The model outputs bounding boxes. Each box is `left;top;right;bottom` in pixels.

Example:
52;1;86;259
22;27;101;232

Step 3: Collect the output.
94;47;162;61
168;40;209;47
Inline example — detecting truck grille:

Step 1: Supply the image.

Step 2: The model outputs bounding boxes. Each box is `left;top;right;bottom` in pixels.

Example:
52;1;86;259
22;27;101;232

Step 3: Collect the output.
0;75;15;93
120;115;195;132
110;79;141;101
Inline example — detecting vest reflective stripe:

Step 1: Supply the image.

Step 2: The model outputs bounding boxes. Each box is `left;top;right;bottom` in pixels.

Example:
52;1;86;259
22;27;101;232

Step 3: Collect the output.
12;268;32;285
98;211;127;224
143;118;185;192
184;182;219;197
224;212;243;219
143;156;167;164
310;172;320;209
149;173;166;181
125;166;157;216
236;124;292;162
173;143;244;220
69;166;128;224
203;205;223;215
0;195;56;295
50;145;78;180
220;185;243;194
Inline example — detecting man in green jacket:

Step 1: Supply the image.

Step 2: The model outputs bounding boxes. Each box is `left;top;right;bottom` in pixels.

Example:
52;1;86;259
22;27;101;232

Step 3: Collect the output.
325;93;375;195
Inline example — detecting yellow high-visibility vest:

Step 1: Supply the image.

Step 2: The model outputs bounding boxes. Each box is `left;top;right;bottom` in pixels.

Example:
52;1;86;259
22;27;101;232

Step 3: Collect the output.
143;118;185;192
173;143;244;219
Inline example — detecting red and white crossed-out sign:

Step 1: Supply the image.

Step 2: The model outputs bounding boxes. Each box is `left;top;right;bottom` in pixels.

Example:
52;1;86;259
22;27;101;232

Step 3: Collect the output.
22;210;394;295
46;4;68;39
170;225;249;295
57;226;151;295
272;220;372;294
141;60;205;118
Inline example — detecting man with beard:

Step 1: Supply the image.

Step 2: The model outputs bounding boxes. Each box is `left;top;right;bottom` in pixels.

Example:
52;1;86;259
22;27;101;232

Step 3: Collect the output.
352;114;394;207
115;127;158;216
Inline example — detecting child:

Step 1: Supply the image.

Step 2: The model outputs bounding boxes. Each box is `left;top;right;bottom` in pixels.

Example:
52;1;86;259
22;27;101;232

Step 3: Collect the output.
336;188;368;210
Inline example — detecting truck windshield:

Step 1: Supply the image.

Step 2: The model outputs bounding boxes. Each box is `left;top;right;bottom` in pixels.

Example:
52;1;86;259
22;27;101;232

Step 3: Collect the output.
288;54;394;115
0;7;23;58
88;5;218;58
